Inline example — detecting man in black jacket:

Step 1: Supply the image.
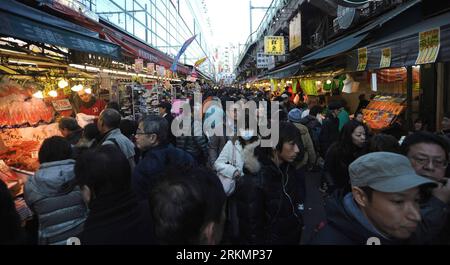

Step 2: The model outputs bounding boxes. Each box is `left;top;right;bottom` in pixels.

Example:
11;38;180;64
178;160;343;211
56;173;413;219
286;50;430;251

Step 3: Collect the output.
158;102;176;145
318;101;342;158
310;152;436;245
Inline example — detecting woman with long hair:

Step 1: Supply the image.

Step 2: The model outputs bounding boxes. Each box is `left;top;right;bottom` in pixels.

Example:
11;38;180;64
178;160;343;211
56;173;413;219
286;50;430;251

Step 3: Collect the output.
323;120;369;194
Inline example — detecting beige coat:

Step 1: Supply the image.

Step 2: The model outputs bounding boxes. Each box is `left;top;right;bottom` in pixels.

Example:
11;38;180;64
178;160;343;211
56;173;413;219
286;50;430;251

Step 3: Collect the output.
293;122;317;169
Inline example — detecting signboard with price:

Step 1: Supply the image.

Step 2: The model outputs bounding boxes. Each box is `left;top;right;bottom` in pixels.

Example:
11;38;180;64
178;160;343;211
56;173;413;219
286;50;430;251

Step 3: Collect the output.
264;36;285;55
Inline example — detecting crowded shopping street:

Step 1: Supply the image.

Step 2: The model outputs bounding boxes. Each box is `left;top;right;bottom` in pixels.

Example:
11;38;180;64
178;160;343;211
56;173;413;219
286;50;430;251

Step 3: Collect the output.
0;0;450;253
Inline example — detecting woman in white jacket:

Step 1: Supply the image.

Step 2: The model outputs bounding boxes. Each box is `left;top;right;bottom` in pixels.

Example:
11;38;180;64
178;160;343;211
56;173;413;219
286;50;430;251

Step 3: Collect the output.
214;129;258;195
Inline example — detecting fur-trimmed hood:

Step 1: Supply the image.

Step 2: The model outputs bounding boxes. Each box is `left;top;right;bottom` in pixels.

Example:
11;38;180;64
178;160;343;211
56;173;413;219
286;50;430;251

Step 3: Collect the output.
243;139;262;174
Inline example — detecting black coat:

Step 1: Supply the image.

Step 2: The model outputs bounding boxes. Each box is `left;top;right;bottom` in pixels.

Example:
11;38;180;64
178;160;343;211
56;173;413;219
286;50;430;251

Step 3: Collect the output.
66;129;83;146
323;143;367;193
163;113;176;146
80;190;156;245
245;159;304;245
318;115;340;158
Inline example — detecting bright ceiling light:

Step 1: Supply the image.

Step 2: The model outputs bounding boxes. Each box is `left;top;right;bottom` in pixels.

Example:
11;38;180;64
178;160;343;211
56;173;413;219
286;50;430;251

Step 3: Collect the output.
32;90;44;99
48;90;58;97
58;79;68;89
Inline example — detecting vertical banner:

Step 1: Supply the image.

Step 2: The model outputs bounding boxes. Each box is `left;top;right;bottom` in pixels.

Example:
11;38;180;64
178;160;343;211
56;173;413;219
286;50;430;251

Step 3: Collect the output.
357;47;368;71
416;28;440;65
135;58;143;73
289;12;301;51
379;47;391;68
147;63;155;75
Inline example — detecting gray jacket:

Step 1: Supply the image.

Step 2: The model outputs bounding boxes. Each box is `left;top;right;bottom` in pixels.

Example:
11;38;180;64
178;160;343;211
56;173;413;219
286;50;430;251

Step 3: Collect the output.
101;128;136;170
24;159;87;245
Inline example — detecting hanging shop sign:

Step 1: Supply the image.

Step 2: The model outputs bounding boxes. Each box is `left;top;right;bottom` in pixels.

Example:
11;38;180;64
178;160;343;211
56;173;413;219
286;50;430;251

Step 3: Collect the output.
135;58;144;73
289;12;302;51
147;63;155;75
257;52;270;69
416;28;440;65
159;66;166;77
357;47;368;71
380;47;392;68
264;36;285;55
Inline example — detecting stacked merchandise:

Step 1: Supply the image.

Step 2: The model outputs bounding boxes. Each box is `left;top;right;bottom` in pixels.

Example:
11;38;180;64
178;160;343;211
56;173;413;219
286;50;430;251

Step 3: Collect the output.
0;79;59;173
119;84;133;118
0;80;54;127
133;84;150;120
362;94;406;130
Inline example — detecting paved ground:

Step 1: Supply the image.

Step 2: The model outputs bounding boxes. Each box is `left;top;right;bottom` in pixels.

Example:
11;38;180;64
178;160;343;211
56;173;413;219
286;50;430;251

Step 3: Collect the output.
300;170;327;244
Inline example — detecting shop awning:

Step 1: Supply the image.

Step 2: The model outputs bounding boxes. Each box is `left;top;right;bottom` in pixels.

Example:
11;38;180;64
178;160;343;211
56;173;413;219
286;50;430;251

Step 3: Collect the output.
301;0;420;63
346;7;450;70
0;0;121;59
265;62;302;79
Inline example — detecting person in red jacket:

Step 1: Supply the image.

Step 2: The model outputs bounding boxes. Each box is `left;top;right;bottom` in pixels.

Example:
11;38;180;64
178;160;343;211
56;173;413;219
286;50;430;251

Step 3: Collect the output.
74;89;106;117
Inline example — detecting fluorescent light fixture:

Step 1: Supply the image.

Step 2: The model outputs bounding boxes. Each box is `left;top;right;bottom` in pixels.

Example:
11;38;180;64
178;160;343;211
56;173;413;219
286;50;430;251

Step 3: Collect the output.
71;84;83;92
32;90;44;99
48;90;58;97
58;79;68;88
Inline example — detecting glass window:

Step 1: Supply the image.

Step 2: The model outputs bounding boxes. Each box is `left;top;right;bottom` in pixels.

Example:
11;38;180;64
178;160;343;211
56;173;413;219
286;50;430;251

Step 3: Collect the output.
126;14;134;34
135;20;146;41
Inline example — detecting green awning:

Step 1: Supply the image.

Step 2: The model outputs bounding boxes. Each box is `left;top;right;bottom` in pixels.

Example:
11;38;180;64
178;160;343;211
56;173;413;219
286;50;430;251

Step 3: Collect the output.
0;0;121;59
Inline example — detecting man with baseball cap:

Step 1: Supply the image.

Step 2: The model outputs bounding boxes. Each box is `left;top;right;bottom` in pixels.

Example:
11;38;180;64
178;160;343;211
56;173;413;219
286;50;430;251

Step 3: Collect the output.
311;152;436;245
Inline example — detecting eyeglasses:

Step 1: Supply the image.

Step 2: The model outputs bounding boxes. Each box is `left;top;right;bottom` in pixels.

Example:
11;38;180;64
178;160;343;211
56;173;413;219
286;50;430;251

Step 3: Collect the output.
411;156;448;168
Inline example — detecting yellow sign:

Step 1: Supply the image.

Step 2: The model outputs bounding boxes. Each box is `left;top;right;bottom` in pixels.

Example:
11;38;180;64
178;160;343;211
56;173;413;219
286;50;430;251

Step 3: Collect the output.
289;13;301;51
264;36;285;55
380;47;391;68
357;47;368;71
416;28;440;65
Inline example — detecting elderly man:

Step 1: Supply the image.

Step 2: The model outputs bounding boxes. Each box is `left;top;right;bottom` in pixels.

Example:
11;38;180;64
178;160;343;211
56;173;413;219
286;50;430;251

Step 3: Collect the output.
97;108;136;170
311;152;436;245
401;132;450;244
132;115;195;200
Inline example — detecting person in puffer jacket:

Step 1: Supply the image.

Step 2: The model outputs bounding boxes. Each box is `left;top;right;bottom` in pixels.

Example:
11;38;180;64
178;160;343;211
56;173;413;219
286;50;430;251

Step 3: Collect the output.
25;136;87;245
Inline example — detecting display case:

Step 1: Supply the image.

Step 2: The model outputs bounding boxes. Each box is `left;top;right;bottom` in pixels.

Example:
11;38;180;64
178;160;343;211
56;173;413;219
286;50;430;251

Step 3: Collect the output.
362;94;406;131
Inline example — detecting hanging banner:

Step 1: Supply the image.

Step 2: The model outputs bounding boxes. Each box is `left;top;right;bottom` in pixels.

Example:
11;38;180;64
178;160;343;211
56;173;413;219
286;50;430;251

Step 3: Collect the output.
379;47;391;68
194;57;207;67
416;28;440;65
264;36;285;55
289;12;302;51
135;58;143;73
171;35;197;72
357;47;368;71
147;63;155;75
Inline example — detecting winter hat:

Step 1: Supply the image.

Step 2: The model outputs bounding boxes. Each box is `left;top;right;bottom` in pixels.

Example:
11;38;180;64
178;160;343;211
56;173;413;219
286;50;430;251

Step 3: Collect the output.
288;108;302;123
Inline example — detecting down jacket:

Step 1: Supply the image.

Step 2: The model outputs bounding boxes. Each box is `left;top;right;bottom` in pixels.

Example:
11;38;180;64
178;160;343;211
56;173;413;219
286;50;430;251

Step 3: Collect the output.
24;159;87;245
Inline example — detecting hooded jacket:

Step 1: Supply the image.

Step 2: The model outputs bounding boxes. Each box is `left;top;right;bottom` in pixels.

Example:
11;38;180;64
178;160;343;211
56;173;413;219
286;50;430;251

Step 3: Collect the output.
24;159;87;245
292;122;316;168
310;191;407;245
